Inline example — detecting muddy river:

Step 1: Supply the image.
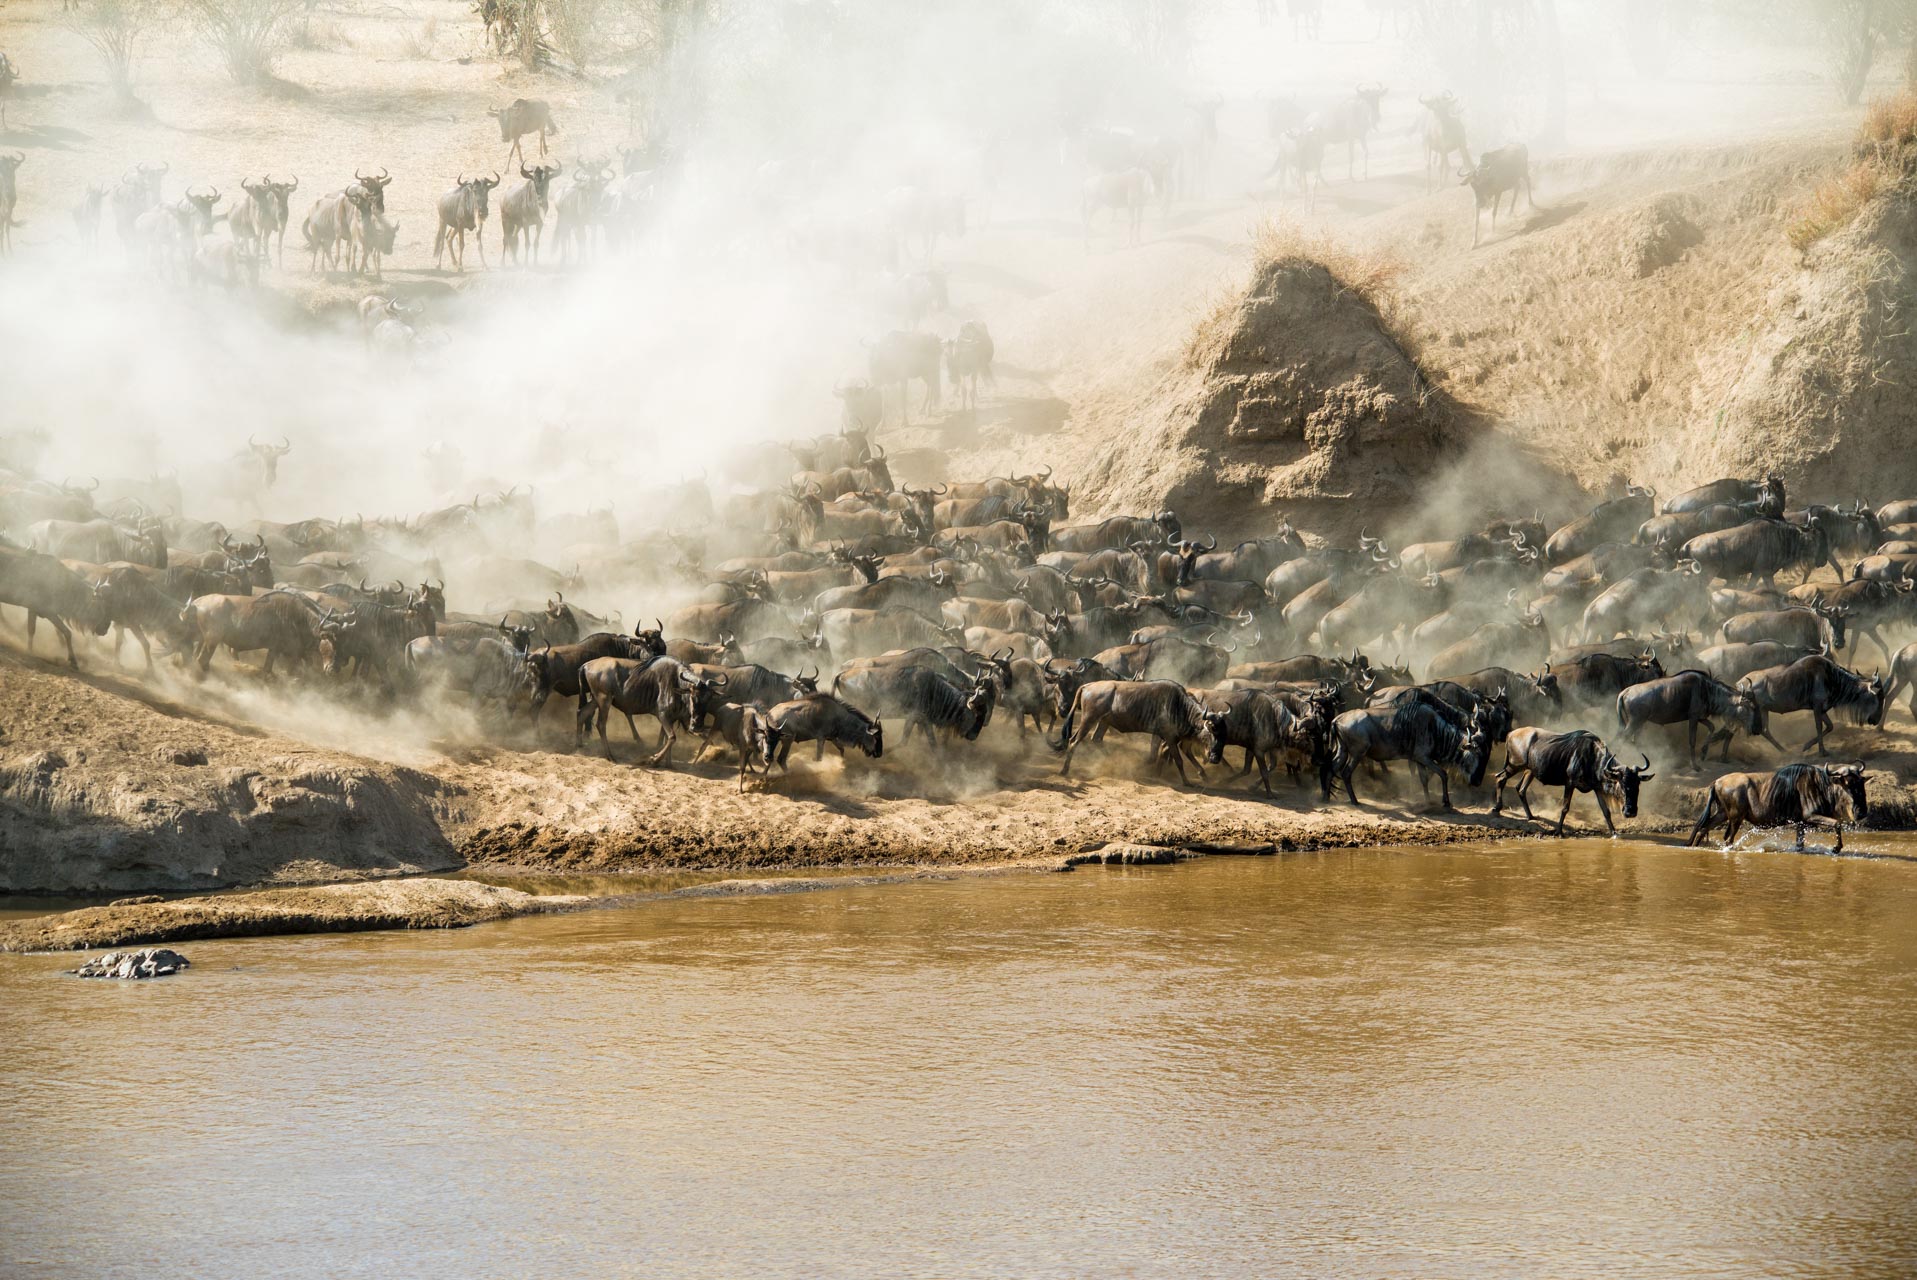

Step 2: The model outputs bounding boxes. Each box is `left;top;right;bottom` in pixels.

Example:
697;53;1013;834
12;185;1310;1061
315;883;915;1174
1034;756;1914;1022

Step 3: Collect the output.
4;838;1916;1278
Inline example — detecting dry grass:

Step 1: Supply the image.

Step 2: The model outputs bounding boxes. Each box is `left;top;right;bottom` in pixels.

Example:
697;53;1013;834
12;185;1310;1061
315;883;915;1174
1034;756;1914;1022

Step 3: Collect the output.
1250;215;1409;309
1787;159;1885;252
1186;216;1411;368
1786;89;1917;253
395;14;438;59
1861;88;1917;153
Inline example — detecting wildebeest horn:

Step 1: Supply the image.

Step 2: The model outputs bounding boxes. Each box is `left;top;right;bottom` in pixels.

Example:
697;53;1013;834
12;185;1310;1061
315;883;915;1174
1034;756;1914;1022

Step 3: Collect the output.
654;617;663;633
1199;533;1217;552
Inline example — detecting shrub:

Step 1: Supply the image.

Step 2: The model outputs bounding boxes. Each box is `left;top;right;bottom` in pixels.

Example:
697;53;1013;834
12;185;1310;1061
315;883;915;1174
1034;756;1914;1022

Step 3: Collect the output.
186;0;305;85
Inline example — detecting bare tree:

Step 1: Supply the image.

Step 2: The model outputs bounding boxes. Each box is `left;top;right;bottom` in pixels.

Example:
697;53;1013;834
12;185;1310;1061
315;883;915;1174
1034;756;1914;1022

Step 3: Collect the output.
184;0;303;85
66;0;168;109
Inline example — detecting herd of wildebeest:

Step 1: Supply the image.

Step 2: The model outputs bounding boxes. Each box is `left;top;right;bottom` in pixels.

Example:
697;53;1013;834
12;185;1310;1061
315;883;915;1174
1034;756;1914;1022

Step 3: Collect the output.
0;420;1907;853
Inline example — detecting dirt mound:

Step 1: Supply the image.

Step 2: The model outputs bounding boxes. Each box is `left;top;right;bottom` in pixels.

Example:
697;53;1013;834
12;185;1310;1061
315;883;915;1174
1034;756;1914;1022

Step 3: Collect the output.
1066;252;1456;541
1619;194;1706;277
1689;169;1917;499
0;649;458;893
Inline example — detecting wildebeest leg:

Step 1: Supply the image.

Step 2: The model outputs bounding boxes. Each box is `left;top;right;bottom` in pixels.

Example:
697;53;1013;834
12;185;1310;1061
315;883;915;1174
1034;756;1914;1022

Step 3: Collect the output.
623;712;643;743
1805;710;1831;755
1490;762;1512;813
1516;772;1539;820
647;722;675;768
596;700;616;761
1593;790;1616;834
1554;785;1577;836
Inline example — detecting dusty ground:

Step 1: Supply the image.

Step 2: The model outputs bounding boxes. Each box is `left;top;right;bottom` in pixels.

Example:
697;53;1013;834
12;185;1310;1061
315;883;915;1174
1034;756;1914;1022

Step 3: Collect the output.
0;636;1552;894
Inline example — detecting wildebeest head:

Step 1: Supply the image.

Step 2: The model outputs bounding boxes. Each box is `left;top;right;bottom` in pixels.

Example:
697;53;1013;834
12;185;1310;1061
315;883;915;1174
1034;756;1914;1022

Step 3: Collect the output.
1355;82;1388;126
1814;601;1850;651
634;617;666;657
1461;711;1496;787
1199;709;1232;766
462;172;501;220
1530;666;1561;705
1602;750;1654;819
860;714;885;758
1829;762;1869;821
1152;509;1182;544
960;674;999;741
863;442;893;491
248;434;292;487
177;185;220;235
408;578;444;620
1174;533;1217;586
496;616;536;652
354;168;393;213
521;162;561;205
1730;687;1767;738
545;592;578;640
792;665;820;696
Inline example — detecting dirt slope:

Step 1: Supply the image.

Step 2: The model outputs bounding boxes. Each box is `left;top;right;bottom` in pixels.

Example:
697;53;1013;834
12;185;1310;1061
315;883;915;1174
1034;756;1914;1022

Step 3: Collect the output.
0;647;458;892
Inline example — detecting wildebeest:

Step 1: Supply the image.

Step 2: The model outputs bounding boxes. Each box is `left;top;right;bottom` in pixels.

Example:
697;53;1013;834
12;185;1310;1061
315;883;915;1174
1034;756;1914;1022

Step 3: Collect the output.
832;662;996;747
866;330;943;427
1721;605;1845;653
885;185;966;259
404;634;528;711
491;98;558;167
1055;679;1215;785
434;173;500;272
1688;763;1868;852
0;151;21;256
0;51;14;131
1313;84;1388;181
1420;92;1470;190
1461;144;1531;247
946;321;995;411
1681;515;1838;585
1197;687;1315;794
110;161;168;252
576;654;710;764
553;162;612;264
231;175;297;267
1082;169;1153;246
1323;701;1492;808
1666;475;1784;516
1092;634;1230;685
1695;640;1819;685
696;700;778;791
73;181;108;250
834;380;885;436
346;199;398;279
761;692;884;768
522;633;644;720
501;162;560;266
0;545;110;667
179;590;320;677
1879;640;1917;724
1262;127;1326;207
30;516;167;568
1048;512;1180;554
1737;654;1886;755
1615;669;1765;768
1491;728;1652;834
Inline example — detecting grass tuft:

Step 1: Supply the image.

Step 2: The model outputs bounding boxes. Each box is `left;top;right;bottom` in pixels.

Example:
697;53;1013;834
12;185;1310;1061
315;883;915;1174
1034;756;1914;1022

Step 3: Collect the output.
1786;89;1917;253
1787;160;1884;252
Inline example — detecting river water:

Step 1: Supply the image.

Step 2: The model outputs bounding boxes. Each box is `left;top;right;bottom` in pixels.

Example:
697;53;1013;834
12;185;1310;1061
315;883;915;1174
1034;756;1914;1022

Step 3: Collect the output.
4;839;1916;1278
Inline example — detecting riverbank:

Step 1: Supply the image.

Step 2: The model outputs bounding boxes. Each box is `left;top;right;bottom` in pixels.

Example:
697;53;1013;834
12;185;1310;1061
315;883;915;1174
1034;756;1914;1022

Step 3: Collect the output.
0;642;1548;895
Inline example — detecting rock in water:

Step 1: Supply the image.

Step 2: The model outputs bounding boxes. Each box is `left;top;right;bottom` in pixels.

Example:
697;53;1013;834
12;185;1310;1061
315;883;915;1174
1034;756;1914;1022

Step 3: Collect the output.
70;948;191;979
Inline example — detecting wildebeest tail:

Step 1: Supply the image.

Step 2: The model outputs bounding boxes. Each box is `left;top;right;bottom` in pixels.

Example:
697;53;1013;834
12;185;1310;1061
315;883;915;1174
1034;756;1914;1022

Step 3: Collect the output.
1688;787;1720;844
